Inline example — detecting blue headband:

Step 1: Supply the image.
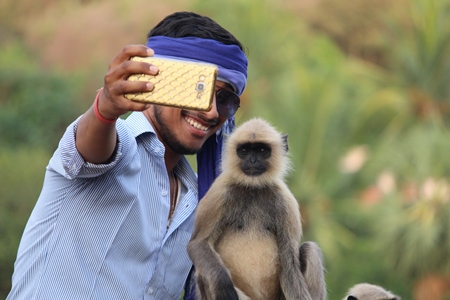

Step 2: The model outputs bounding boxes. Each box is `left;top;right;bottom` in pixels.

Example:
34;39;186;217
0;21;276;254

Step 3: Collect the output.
146;36;248;95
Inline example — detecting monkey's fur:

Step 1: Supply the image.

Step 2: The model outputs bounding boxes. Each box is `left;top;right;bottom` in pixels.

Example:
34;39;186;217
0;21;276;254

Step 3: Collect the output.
187;118;327;300
343;283;401;300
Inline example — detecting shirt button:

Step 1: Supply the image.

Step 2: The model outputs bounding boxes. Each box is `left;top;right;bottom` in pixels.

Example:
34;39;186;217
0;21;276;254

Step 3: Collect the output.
147;287;154;294
161;190;168;197
154;147;161;154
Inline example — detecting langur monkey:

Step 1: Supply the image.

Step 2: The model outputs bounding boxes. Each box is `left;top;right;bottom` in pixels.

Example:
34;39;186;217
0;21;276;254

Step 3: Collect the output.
187;118;327;300
343;283;401;300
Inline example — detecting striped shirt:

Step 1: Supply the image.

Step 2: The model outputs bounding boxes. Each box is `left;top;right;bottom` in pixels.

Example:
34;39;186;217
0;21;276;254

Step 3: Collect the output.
7;112;199;299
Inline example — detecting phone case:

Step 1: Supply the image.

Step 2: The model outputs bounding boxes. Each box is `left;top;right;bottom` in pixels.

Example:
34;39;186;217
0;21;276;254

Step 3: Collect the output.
125;56;218;111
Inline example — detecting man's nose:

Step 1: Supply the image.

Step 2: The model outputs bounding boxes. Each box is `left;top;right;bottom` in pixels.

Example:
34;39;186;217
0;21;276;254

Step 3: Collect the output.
204;93;220;119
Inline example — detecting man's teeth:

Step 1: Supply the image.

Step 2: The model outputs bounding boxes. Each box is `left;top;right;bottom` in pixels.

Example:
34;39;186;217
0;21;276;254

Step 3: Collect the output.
186;117;209;131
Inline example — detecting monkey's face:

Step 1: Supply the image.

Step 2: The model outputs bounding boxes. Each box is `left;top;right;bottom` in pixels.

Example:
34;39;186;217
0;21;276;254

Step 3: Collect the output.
237;142;272;176
222;118;291;186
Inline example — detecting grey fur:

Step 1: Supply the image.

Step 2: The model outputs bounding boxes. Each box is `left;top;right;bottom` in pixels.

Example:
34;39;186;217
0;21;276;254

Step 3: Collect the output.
343;283;401;300
187;118;327;300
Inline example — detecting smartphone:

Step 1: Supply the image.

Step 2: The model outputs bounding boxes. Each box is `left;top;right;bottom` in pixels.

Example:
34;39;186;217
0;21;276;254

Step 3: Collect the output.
124;56;218;111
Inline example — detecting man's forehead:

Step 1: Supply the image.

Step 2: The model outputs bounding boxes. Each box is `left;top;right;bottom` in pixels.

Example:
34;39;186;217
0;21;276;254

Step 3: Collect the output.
215;81;233;91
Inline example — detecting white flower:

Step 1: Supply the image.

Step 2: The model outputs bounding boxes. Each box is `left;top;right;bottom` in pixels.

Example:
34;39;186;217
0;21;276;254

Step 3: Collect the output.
339;145;368;174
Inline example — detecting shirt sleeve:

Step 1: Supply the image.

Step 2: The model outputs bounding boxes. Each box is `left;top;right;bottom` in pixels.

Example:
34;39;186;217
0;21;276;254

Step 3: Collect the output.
48;116;135;179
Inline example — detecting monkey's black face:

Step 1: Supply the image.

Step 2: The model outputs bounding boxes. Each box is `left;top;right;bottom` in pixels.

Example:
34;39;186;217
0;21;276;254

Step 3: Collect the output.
236;142;271;176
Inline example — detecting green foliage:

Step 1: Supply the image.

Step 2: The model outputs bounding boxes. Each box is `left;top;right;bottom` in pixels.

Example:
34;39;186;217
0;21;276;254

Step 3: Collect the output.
364;122;450;277
0;148;49;297
0;41;84;151
386;0;450;122
380;195;450;277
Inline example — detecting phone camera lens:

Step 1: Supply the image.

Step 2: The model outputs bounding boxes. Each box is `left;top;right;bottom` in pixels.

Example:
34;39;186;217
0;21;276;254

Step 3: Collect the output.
196;82;206;92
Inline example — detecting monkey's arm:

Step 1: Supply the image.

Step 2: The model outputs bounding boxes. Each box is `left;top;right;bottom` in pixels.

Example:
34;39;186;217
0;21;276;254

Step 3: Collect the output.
187;237;239;300
187;180;240;300
276;184;314;300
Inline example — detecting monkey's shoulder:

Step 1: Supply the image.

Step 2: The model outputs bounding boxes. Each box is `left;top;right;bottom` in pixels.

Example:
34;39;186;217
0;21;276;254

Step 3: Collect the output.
225;182;296;204
219;184;290;223
229;181;283;193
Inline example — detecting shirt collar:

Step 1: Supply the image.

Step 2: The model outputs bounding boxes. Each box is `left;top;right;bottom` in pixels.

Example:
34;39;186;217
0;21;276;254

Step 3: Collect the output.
124;111;198;192
125;111;156;138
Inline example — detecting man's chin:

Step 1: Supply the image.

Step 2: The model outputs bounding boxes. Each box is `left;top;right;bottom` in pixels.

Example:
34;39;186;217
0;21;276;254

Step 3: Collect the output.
181;145;203;155
169;141;203;155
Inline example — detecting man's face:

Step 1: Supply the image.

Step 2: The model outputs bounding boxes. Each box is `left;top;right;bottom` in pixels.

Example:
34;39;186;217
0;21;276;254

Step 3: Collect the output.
146;81;233;155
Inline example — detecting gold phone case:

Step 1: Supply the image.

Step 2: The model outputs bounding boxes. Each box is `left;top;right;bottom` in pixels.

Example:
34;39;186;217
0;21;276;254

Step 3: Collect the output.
125;56;218;111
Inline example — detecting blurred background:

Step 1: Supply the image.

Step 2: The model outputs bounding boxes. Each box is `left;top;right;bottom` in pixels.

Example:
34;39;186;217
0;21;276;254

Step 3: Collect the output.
1;0;450;299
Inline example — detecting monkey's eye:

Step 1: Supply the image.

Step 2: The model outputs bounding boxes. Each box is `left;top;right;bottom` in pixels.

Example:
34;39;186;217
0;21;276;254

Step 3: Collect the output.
257;146;271;158
236;144;251;158
239;148;249;154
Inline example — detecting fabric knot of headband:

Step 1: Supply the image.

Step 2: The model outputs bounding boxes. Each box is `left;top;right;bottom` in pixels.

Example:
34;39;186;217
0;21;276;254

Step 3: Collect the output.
146;36;248;95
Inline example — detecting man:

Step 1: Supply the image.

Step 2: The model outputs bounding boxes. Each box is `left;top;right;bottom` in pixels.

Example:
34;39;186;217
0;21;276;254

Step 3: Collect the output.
7;11;248;299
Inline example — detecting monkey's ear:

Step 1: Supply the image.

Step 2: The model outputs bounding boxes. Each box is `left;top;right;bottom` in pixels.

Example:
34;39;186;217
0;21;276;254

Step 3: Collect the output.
282;134;289;155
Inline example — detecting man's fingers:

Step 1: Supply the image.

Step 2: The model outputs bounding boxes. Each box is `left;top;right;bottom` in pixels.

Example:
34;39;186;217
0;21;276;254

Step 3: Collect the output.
108;44;154;69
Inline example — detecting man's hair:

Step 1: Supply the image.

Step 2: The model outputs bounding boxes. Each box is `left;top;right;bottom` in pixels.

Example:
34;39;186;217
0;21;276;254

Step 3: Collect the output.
148;11;245;52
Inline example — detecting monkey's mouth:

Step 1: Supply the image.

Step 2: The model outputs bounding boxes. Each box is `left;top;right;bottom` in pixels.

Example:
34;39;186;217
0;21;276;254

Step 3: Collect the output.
243;168;265;176
184;116;209;132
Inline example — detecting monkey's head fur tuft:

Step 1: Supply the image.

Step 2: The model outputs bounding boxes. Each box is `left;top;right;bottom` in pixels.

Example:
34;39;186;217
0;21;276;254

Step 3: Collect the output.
221;118;291;187
343;283;401;300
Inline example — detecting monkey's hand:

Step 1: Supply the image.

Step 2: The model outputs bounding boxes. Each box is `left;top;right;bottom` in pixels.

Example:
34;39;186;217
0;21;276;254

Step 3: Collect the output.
195;268;240;300
215;276;240;300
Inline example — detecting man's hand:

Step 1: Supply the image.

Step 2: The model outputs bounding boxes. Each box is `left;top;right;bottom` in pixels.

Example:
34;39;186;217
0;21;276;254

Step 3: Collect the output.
98;45;159;120
75;45;159;164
